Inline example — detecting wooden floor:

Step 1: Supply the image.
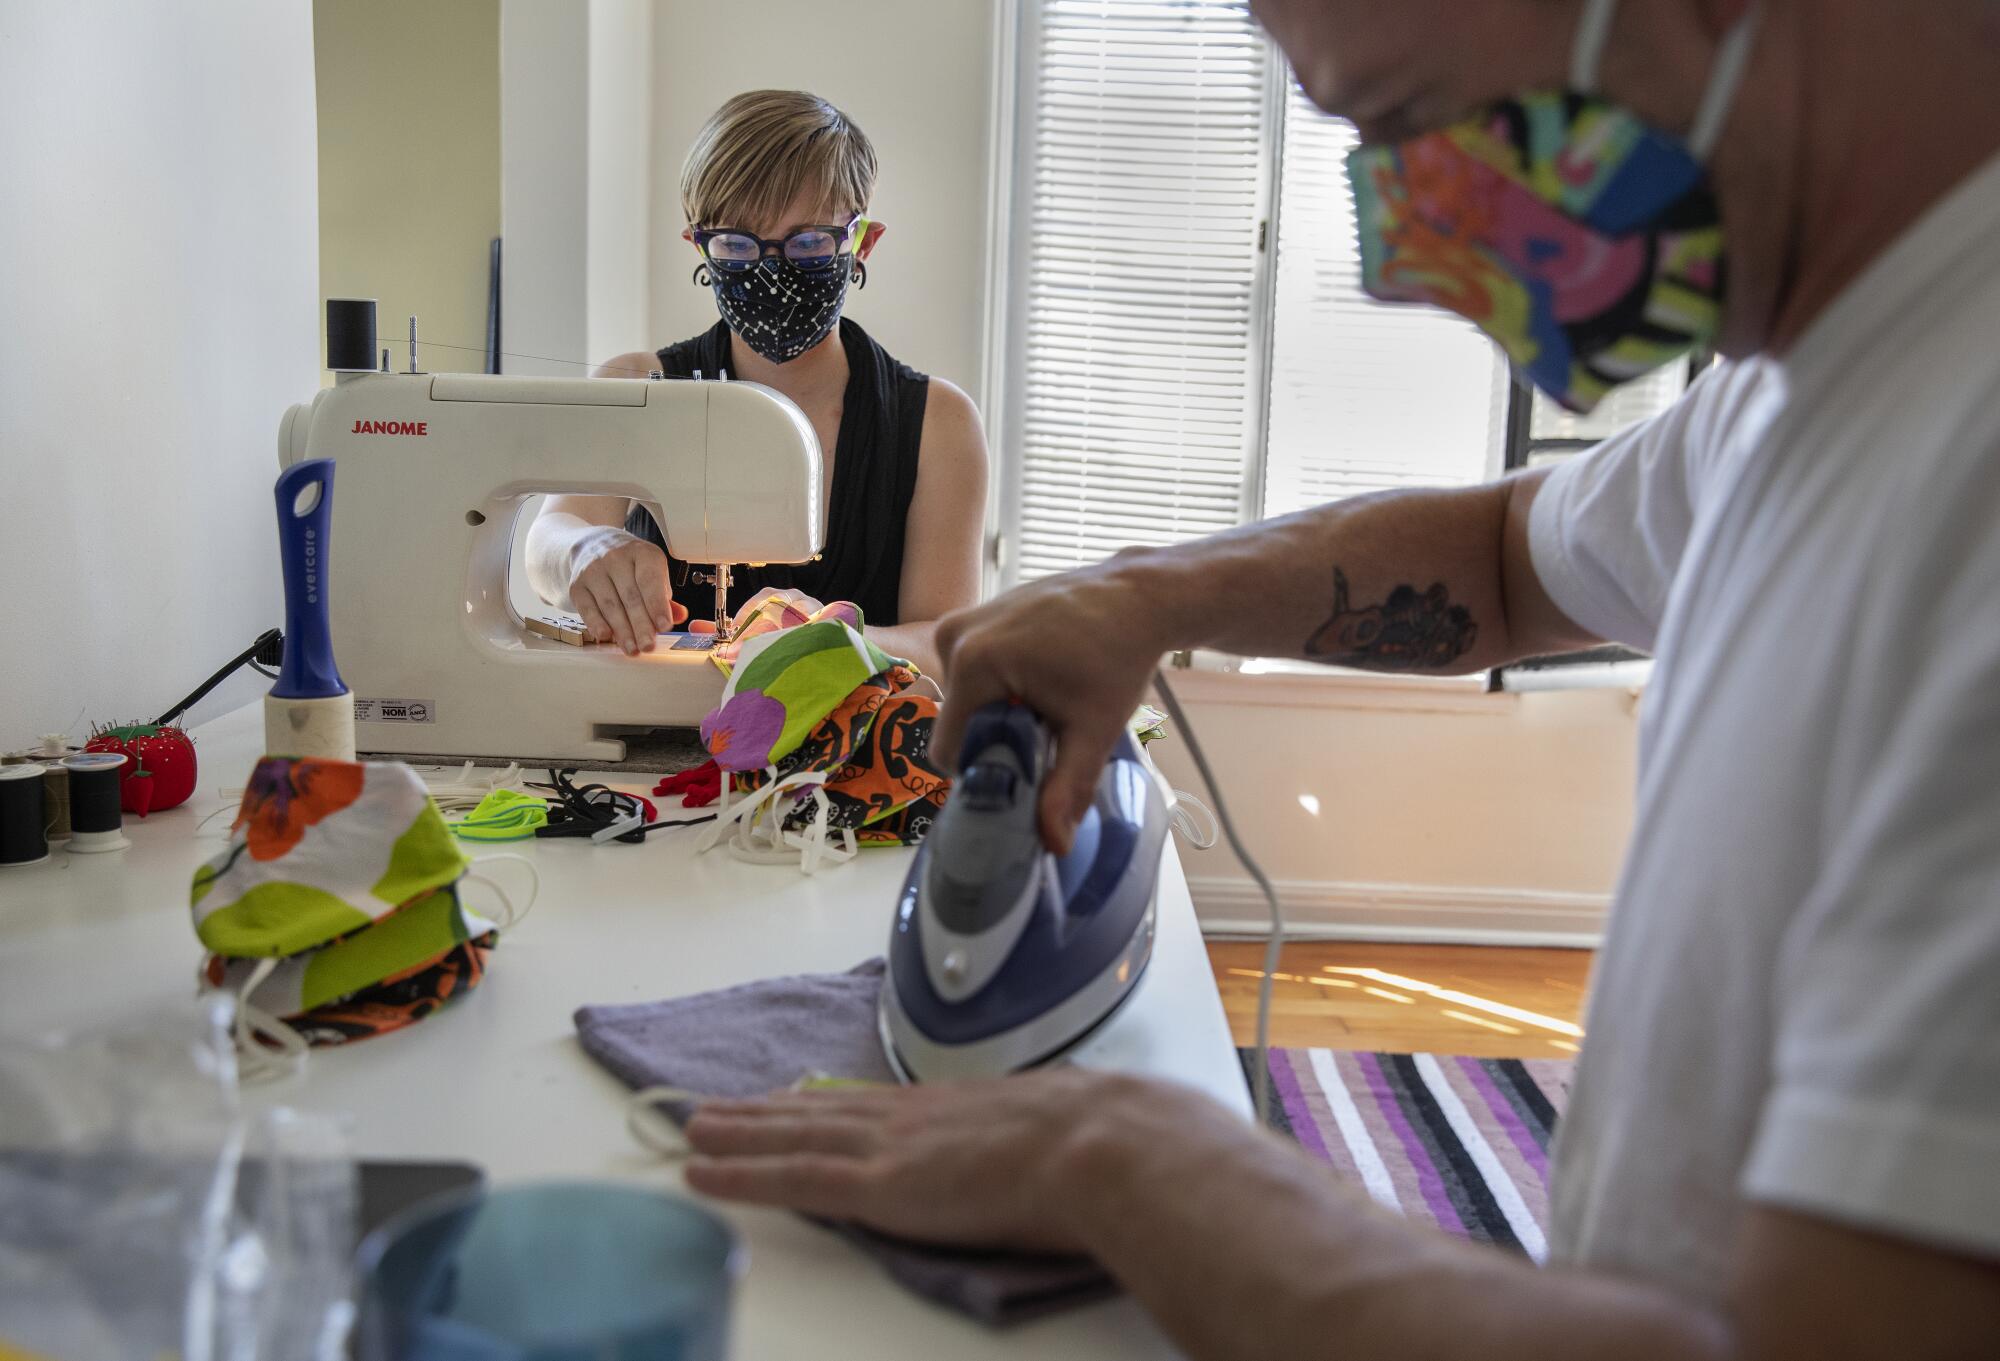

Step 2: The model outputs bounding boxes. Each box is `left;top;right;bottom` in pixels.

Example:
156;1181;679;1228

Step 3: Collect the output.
1206;940;1593;1059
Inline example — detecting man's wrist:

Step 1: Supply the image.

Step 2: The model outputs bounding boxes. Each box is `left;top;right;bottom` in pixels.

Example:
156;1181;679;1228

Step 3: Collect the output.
1041;1076;1164;1249
1101;544;1219;656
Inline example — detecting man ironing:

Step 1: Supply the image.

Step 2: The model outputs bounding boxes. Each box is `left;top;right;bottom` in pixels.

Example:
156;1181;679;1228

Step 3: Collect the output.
681;1;2000;1356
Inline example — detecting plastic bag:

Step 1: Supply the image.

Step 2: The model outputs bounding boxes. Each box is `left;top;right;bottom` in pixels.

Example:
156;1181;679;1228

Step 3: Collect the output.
0;993;356;1361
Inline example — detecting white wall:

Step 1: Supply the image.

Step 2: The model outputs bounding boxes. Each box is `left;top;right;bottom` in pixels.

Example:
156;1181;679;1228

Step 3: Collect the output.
1150;674;1638;943
587;0;656;364
499;0;589;377
0;1;320;739
648;0;997;392
500;0;656;378
317;0;500;377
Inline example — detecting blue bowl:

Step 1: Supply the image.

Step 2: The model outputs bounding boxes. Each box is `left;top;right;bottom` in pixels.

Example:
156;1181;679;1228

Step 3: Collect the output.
355;1181;744;1360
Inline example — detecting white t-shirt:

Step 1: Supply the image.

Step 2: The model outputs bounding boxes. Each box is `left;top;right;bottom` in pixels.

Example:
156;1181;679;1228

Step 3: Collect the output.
1531;150;2000;1302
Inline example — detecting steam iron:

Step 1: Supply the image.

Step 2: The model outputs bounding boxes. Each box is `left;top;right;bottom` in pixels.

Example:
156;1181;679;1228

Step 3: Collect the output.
879;702;1168;1083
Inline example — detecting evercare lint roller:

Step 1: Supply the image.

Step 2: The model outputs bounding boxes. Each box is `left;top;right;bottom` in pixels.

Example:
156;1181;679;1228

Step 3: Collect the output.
266;459;357;760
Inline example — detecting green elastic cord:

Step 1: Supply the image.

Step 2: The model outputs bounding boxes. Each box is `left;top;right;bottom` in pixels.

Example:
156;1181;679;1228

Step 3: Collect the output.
450;789;550;842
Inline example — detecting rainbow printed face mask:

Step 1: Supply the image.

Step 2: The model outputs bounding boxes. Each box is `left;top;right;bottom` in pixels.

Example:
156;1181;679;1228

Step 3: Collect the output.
1346;0;1761;413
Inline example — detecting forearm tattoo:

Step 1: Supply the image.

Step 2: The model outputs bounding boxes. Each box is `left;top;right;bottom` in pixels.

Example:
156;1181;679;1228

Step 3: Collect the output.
1304;568;1478;670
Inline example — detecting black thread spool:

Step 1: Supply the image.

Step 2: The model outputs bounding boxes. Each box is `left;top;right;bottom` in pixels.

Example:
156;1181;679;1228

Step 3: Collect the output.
0;764;50;867
63;753;129;853
326;297;380;373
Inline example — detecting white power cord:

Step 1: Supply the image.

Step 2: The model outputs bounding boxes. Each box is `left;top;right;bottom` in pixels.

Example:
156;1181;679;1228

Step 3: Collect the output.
1151;669;1285;1126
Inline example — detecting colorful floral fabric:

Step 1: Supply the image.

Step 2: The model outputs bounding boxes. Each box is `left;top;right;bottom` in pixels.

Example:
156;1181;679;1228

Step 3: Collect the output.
191;756;512;1051
201;884;497;1015
732;662;951;847
1348;90;1724;415
191;757;468;958
708;588;863;675
278;937;493;1046
701;619;898;772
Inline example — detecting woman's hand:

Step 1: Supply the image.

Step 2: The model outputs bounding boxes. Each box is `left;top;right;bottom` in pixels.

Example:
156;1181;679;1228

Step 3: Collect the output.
934;547;1186;853
569;526;686;654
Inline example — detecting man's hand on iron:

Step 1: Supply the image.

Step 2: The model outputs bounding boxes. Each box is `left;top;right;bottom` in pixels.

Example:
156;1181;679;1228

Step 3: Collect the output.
934;547;1183;855
568;526;685;655
683;1069;1257;1254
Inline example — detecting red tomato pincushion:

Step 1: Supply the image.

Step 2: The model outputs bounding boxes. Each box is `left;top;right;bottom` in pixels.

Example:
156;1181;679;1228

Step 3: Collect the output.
85;725;197;816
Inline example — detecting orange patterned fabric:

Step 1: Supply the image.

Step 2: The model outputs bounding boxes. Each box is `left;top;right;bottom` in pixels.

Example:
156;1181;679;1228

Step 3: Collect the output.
235;757;366;861
283;936;495;1046
733;662;952;846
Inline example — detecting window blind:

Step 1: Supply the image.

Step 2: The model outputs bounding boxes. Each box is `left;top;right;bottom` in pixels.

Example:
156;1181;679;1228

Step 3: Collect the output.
1009;0;1271;581
1529;363;1687;446
1261;83;1511;518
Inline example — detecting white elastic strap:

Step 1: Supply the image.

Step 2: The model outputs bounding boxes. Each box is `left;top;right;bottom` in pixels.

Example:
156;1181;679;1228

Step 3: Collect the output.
1169;790;1219;850
1687;3;1763;160
627;1086;696;1158
1569;0;1620;91
692;774;742;855
773;784;858;876
228;957;308;1085
695;768;858;874
626;1072;853;1161
589;810;644;844
424;761;528;815
462;853;540;931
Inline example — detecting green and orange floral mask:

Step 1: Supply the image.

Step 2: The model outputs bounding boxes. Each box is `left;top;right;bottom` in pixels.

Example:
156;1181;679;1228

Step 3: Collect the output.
192;756;470;958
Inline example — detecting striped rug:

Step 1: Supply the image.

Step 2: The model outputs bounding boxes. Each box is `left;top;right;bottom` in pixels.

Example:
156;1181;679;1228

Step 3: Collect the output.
1243;1048;1574;1260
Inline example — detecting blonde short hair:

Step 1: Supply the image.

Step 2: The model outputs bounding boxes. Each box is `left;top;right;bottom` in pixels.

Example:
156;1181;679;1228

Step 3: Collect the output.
680;90;877;230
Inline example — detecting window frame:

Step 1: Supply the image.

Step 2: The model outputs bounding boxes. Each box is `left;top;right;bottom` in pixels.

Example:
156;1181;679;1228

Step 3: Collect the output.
985;0;1693;694
1487;352;1710;686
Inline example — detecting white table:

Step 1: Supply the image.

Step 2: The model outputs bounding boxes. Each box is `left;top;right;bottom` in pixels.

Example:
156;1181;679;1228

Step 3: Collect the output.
0;703;1247;1358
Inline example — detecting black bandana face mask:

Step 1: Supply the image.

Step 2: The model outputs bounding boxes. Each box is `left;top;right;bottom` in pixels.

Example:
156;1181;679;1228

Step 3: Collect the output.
704;255;854;364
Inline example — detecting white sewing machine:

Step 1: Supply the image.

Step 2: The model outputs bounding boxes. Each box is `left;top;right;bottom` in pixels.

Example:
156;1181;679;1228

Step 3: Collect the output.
276;353;821;764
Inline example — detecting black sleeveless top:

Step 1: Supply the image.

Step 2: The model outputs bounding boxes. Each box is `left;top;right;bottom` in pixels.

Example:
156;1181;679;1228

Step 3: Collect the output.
627;318;929;627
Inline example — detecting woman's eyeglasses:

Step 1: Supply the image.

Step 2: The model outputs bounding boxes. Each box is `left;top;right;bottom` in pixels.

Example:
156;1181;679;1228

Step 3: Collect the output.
693;215;866;272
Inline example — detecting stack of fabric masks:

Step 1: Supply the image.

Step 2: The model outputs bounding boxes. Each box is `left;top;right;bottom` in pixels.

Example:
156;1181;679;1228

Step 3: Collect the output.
691;594;950;873
191;756;528;1072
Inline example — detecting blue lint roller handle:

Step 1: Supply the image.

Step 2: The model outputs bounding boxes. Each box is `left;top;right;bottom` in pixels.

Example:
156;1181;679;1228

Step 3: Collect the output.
271;459;347;700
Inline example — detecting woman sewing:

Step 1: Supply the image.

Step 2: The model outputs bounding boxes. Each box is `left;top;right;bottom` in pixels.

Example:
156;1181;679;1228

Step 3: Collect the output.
525;89;988;678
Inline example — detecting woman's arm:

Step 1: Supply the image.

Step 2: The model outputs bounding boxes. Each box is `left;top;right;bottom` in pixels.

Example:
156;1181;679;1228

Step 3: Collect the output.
865;377;989;679
522;352;686;654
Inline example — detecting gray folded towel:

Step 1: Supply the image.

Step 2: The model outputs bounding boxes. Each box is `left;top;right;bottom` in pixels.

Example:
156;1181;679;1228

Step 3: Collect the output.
573;959;1116;1326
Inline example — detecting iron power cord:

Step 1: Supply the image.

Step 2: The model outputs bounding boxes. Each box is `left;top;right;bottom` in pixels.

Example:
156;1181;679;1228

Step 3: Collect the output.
528;768;716;843
1151;668;1286;1126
